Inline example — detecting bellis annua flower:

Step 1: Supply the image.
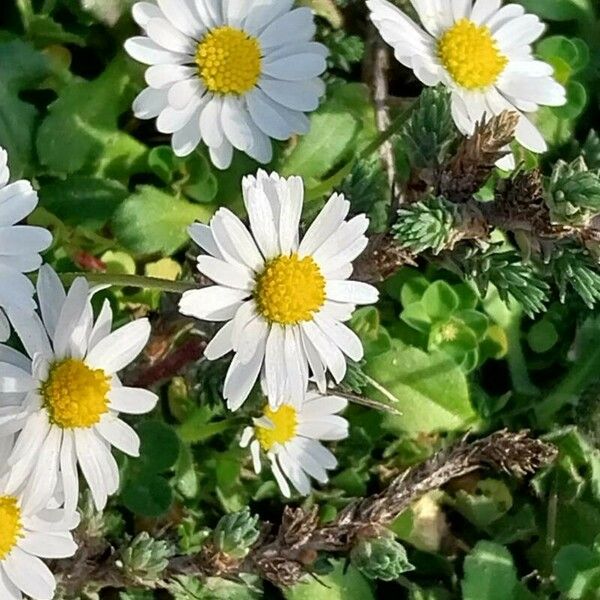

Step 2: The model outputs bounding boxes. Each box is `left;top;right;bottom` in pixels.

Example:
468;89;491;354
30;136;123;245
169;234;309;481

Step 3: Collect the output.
367;0;566;166
125;0;327;169
0;266;158;513
240;390;348;497
0;147;52;341
179;170;379;411
0;477;79;600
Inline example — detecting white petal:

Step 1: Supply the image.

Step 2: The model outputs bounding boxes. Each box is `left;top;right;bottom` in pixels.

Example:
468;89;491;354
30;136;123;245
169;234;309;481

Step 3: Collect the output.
3;547;56;600
108;386;158;414
223;338;266;411
146;17;196;54
179;286;249;321
197;255;254;290
204;320;235;360
96;415;140;456
326;280;379;305
85;319;151;374
18;532;77;559
313;313;364;361
208;139;234;169
156;0;204;38
132;86;169;119
146;64;197;89
36;265;66;341
221;96;256;152
125;36;188;65
258;7;316;49
259;78;320;112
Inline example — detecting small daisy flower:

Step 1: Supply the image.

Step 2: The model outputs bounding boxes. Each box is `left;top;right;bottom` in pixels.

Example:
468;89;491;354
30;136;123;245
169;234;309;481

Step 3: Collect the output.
240;391;348;497
0;147;52;340
0;265;158;513
125;0;327;169
367;0;566;165
179;170;379;411
0;479;79;600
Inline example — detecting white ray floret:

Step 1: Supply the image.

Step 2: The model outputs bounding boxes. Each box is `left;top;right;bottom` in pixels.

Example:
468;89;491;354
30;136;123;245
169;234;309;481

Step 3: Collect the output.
0;477;79;600
367;0;566;167
179;170;379;411
125;0;327;169
240;390;349;497
0;147;53;340
0;265;158;513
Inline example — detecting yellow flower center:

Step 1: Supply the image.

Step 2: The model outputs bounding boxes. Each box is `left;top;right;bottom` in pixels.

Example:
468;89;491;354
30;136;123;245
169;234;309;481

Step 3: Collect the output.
255;405;298;451
0;496;22;560
255;254;326;325
438;322;459;342
42;359;111;429
195;26;262;95
438;19;508;89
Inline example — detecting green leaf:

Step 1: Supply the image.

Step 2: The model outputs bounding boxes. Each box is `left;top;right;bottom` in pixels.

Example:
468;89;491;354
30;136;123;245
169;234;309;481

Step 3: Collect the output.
136;421;180;473
462;541;519;600
421;281;459;321
528;320;559;353
282;83;376;185
36;54;139;175
450;479;513;528
38;177;128;230
554;545;600;599
28;14;86;47
121;473;173;518
0;39;50;178
112;186;213;255
364;344;476;433
284;560;375;600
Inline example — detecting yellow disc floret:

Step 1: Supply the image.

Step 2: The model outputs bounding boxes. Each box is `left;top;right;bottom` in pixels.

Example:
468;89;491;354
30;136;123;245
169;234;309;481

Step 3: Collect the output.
0;496;22;560
255;405;298;451
255;254;326;325
42;359;110;429
438;19;508;89
196;26;262;95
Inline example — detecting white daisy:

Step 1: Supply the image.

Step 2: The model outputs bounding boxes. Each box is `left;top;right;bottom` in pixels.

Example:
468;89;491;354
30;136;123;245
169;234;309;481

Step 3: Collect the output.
0;480;79;600
179;170;379;411
0;265;158;513
125;0;327;169
367;0;566;165
240;390;348;497
0;147;52;341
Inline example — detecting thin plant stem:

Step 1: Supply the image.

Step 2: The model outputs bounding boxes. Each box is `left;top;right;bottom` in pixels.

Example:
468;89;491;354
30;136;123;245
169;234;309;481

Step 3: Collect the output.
56;272;195;295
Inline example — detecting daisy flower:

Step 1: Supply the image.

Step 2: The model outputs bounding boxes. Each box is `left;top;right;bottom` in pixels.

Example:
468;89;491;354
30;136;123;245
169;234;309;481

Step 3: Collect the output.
367;0;566;164
0;265;158;513
179;170;379;411
0;479;79;600
0;147;52;340
240;390;348;497
125;0;327;169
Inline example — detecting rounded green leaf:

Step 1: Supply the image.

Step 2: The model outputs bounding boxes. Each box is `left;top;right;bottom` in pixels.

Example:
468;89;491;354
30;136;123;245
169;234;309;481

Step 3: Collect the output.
421;281;459;321
365;344;476;433
121;473;173;518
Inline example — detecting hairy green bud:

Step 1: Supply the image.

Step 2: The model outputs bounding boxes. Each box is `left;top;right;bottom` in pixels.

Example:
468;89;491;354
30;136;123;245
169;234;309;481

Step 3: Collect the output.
351;535;414;581
213;508;260;559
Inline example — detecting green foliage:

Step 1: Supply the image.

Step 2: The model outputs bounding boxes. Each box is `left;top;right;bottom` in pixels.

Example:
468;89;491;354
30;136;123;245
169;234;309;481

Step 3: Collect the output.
340;158;389;232
552;246;600;308
0;39;50;178
121;422;180;517
213;508;260;559
547;157;600;226
351;536;414;581
119;532;173;586
37;55;144;176
282;82;376;185
394;196;457;255
400;87;456;169
113;186;213;256
464;249;550;317
284;560;375;600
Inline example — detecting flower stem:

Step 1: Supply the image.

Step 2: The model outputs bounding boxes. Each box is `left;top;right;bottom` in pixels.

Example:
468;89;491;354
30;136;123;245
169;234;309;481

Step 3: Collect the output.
306;100;416;201
57;272;195;295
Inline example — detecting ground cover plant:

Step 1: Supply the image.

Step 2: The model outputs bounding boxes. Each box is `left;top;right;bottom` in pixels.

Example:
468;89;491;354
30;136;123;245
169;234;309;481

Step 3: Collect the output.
0;0;600;598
